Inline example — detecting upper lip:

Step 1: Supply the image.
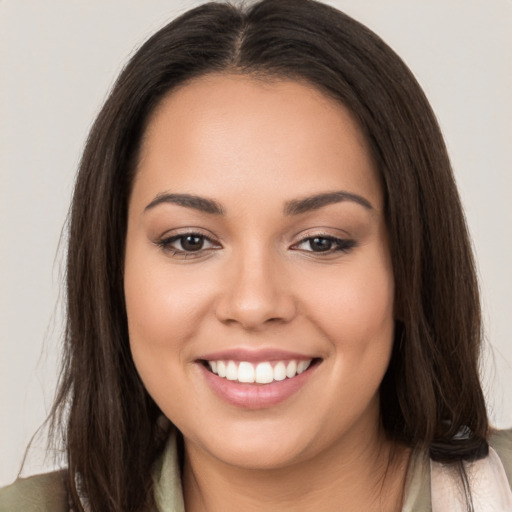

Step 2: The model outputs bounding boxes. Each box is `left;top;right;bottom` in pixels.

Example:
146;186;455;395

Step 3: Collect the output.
197;348;318;363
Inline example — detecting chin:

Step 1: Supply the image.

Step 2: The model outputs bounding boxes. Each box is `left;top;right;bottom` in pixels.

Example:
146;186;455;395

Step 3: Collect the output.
208;440;307;471
183;415;326;471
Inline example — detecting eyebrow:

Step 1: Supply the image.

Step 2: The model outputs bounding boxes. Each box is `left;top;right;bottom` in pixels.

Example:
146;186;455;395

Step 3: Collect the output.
284;191;373;215
144;193;225;215
144;190;373;216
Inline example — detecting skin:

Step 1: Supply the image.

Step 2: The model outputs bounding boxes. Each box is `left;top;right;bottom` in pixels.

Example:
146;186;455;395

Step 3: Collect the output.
124;74;408;511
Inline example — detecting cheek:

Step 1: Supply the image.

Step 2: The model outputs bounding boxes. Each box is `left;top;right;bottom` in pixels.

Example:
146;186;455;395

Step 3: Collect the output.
124;249;224;414
308;264;395;415
124;245;211;349
302;261;394;345
297;252;395;408
124;252;207;418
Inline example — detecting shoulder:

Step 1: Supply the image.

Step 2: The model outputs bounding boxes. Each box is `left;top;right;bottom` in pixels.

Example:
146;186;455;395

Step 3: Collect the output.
0;470;68;512
489;428;512;487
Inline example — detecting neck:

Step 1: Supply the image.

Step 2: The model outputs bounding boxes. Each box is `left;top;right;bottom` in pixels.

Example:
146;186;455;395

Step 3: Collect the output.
182;427;410;512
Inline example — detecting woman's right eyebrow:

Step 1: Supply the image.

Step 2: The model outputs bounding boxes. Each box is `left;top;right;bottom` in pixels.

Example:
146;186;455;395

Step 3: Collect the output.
144;192;225;215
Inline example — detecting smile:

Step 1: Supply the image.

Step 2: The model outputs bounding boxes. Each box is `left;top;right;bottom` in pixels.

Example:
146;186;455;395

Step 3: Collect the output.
198;353;321;409
207;359;312;384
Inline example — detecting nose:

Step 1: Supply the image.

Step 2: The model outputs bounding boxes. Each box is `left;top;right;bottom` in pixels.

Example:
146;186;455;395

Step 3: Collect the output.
215;250;297;331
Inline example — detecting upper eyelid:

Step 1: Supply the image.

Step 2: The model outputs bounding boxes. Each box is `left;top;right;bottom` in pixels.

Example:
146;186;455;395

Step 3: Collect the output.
293;226;351;238
159;228;221;242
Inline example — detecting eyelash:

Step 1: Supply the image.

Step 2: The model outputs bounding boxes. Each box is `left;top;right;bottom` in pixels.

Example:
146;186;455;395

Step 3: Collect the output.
156;232;220;258
156;232;356;258
291;235;356;254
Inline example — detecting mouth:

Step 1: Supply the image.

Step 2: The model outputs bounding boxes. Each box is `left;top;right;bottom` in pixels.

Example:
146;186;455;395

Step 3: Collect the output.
197;355;322;409
201;358;319;384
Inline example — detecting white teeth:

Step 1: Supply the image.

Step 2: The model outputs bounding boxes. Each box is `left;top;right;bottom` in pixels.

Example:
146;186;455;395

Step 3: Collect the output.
217;361;226;378
255;362;274;384
297;360;311;374
226;361;238;380
273;361;287;381
207;358;313;384
286;360;297;378
238;361;255;383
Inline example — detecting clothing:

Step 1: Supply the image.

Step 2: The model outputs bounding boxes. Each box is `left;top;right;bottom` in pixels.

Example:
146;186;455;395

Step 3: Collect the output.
431;446;512;510
1;429;511;512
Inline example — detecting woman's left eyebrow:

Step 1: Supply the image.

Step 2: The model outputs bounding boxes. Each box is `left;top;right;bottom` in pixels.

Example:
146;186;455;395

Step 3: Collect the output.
284;191;373;215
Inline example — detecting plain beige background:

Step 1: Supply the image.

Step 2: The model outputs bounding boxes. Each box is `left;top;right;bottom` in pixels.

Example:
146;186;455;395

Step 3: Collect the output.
1;0;511;486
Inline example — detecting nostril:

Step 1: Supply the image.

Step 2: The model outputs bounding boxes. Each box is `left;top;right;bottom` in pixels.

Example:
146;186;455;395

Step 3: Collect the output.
213;274;297;329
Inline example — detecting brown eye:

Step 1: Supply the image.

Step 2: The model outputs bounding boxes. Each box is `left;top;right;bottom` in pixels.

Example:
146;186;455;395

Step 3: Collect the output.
293;235;356;255
156;232;221;256
309;237;333;252
180;235;204;251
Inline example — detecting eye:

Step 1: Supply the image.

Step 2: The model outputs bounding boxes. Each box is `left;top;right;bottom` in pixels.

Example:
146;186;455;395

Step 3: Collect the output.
292;235;356;254
156;232;220;256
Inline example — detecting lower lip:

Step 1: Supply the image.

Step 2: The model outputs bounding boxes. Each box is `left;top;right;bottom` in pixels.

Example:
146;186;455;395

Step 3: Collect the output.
198;362;318;409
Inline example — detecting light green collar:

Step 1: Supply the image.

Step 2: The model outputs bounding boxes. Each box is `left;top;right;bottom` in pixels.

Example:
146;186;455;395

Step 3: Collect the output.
152;431;431;512
152;429;185;512
401;448;431;511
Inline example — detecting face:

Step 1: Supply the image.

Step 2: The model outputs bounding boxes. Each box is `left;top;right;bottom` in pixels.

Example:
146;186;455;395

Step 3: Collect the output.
124;74;395;470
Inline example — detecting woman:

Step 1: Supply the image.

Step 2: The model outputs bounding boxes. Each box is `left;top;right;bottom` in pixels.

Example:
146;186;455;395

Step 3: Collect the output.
1;0;511;510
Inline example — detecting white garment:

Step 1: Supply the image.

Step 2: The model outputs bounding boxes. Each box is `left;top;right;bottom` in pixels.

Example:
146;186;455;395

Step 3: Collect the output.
431;447;512;511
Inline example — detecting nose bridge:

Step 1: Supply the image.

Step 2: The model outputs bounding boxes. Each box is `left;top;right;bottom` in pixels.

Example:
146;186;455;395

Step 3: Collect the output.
215;242;296;329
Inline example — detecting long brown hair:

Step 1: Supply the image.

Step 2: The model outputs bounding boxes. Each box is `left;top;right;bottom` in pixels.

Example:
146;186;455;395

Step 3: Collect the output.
52;0;488;509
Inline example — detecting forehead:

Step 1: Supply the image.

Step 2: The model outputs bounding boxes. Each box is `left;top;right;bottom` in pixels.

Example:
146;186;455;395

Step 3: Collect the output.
133;73;382;212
